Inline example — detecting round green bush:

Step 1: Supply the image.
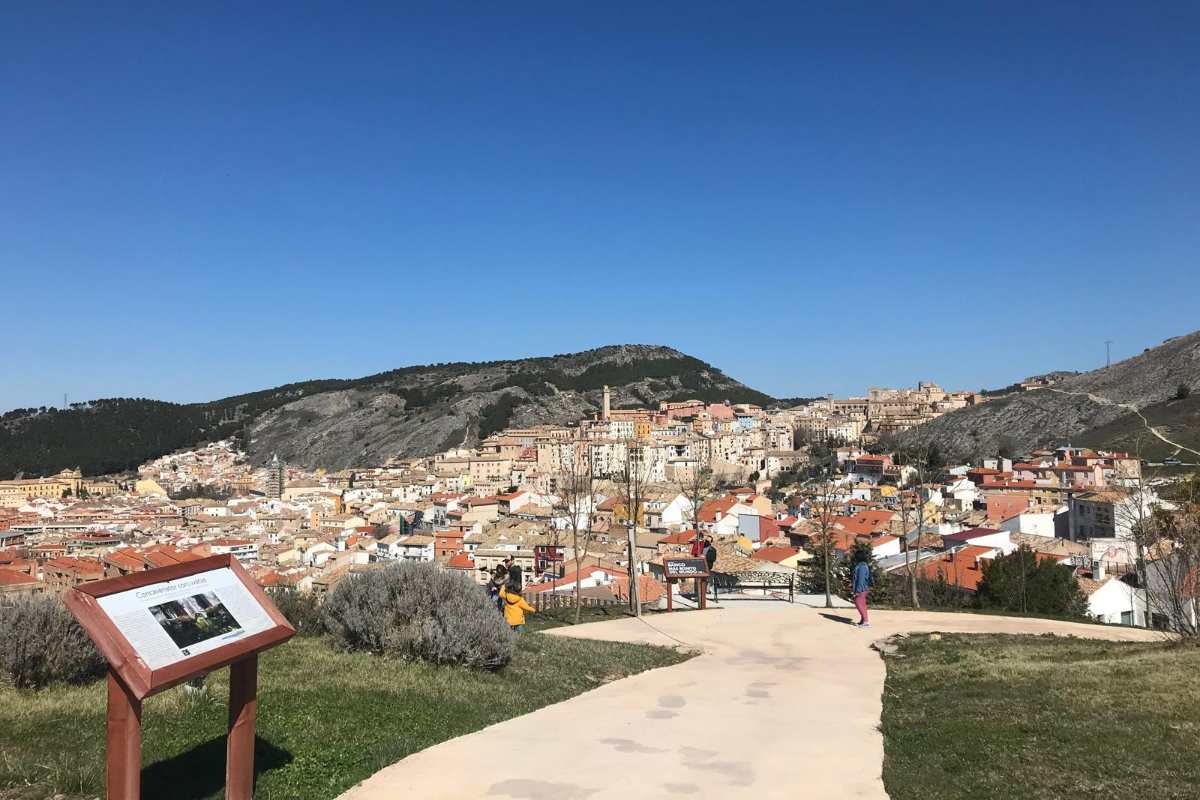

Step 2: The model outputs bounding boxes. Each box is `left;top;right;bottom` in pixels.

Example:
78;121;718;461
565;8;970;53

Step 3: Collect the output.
320;562;513;669
0;595;107;689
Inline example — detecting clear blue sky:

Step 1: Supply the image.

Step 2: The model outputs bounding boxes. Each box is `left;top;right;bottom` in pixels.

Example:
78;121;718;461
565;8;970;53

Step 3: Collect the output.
4;2;1198;410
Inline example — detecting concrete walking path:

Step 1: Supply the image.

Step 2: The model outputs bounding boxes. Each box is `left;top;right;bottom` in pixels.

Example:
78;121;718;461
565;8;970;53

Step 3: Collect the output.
337;605;1163;800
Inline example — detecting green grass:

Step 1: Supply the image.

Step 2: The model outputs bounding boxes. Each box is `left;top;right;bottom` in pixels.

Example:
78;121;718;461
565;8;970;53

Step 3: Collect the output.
1;628;688;800
522;603;640;633
882;634;1200;800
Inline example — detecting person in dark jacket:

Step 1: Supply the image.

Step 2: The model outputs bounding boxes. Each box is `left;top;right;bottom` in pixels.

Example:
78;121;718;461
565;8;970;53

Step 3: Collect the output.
504;556;523;590
851;550;873;628
490;563;509;613
703;537;718;602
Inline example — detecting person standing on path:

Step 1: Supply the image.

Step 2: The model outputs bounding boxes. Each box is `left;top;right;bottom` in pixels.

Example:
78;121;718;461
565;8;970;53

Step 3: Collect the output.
691;531;705;599
703;537;718;603
851;550;872;628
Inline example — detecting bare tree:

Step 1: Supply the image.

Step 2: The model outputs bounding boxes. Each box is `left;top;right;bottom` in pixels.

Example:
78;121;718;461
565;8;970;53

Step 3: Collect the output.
895;446;932;609
1113;448;1199;635
615;437;655;616
1140;495;1200;636
676;460;715;542
1113;439;1159;629
896;485;918;608
675;459;715;599
807;457;844;609
554;443;599;625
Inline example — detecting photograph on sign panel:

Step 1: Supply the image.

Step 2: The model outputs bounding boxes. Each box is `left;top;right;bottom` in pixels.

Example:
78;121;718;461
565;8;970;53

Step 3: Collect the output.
148;591;242;650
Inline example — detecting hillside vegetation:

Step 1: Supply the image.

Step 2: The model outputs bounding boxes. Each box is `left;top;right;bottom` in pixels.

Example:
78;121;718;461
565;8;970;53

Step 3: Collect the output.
0;345;775;477
900;330;1200;458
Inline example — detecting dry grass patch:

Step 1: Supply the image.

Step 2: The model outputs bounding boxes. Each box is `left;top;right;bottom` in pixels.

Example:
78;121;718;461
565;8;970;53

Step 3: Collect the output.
882;634;1200;800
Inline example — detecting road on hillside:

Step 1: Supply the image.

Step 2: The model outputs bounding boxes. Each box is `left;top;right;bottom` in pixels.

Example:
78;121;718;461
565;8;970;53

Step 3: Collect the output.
1046;387;1200;460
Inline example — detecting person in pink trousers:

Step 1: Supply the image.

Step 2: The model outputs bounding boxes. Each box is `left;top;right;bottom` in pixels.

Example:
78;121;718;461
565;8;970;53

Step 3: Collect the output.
851;550;872;629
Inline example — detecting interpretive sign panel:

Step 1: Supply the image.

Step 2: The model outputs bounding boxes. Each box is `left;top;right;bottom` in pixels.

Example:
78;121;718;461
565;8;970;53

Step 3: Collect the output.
663;557;710;579
97;566;276;670
65;554;294;800
65;554;293;700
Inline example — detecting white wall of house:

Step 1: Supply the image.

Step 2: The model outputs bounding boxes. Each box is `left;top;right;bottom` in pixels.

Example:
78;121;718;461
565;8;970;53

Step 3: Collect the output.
1087;579;1146;627
872;537;902;559
1000;512;1056;538
711;502;756;536
660;494;693;528
961;529;1015;555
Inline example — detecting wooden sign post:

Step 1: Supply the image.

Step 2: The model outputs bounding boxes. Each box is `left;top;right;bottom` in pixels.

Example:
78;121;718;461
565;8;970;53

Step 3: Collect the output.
662;557;711;611
65;554;294;800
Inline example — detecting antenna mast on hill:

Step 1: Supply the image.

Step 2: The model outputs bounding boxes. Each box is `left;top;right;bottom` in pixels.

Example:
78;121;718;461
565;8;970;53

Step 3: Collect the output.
1105;340;1112;368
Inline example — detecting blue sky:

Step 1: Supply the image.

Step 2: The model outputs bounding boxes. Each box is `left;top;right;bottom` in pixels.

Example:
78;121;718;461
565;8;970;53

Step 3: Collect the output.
3;2;1198;410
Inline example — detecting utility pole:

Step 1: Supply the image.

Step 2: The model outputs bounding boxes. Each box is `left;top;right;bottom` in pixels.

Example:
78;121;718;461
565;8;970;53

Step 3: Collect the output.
1105;340;1113;369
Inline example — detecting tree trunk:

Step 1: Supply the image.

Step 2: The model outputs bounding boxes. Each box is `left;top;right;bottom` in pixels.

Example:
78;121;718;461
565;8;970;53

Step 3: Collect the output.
823;536;832;609
911;502;923;609
573;528;582;626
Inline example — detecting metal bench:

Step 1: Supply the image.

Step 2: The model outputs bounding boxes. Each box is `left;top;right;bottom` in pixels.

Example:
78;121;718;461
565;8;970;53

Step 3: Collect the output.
711;570;798;603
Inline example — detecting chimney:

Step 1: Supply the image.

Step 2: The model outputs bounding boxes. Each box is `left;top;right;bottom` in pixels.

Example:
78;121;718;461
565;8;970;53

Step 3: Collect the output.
602;385;611;420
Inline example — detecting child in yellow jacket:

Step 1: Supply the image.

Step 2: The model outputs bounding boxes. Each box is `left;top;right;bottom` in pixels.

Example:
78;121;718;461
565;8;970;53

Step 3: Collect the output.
499;583;535;632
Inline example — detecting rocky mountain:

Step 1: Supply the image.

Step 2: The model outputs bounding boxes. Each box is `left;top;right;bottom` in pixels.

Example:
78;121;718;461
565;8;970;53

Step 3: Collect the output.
900;330;1200;460
0;345;776;477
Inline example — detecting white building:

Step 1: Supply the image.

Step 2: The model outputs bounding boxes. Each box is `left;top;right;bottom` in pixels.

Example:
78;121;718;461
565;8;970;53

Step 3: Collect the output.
1081;573;1147;627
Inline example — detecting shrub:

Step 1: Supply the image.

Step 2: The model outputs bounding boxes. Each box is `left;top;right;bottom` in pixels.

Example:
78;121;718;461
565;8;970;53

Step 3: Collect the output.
0;595;106;689
1176;383;1191;401
976;546;1088;617
320;562;513;669
267;587;323;637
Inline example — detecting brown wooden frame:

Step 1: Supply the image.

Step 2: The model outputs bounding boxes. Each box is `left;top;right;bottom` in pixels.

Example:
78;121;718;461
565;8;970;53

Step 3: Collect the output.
65;554;294;799
64;554;295;701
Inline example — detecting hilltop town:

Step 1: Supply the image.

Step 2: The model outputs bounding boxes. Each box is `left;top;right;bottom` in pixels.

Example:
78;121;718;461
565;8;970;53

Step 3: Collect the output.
1;379;1177;629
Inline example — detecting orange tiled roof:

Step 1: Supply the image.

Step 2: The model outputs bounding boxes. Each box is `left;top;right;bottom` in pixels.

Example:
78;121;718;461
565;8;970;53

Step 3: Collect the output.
914;546;996;592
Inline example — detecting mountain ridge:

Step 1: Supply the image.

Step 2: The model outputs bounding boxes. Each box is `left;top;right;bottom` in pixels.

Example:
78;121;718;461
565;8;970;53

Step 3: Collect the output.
0;344;777;477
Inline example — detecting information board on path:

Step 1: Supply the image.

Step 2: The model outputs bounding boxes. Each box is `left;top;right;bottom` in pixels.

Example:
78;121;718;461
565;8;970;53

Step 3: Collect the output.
97;567;276;670
664;557;710;579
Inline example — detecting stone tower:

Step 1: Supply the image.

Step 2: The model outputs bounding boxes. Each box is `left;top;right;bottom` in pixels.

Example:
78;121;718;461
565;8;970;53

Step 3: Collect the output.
265;454;284;499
